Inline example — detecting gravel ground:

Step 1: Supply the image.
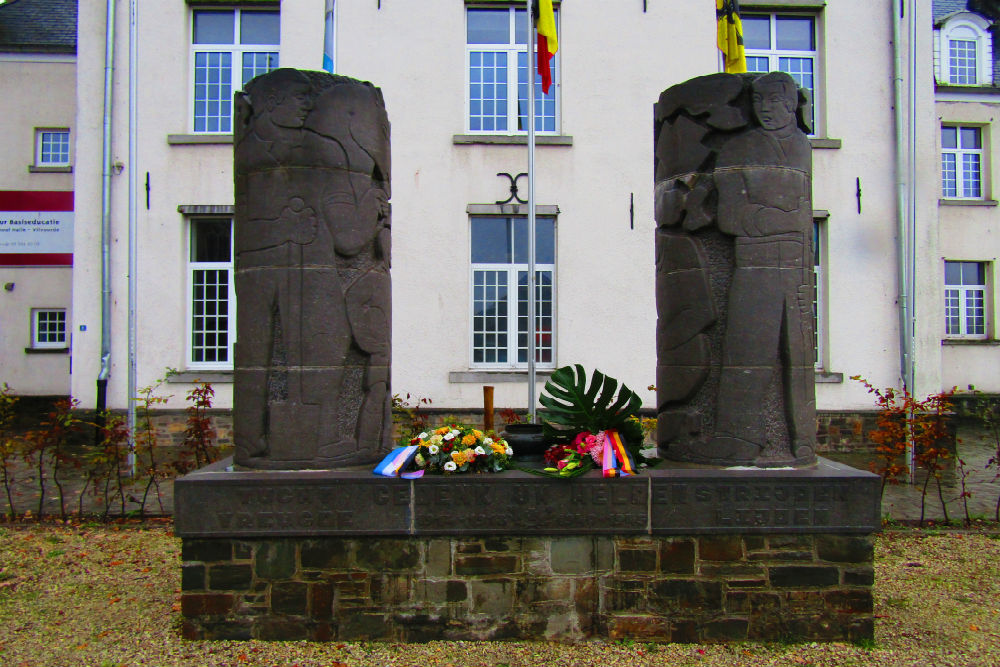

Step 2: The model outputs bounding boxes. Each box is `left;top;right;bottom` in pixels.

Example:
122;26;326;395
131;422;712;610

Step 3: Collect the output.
1;523;998;667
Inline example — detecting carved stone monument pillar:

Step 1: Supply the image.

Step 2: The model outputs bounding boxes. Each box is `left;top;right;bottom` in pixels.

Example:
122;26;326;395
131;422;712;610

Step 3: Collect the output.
232;68;392;469
654;72;817;467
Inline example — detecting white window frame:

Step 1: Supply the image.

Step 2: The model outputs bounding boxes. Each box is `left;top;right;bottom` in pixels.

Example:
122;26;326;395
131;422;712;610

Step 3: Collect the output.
187;218;235;369
34;128;71;167
190;8;280;134
741;12;821;135
813;218;825;370
944;260;989;340
469;216;556;369
465;5;560;135
941;124;985;200
937;14;992;86
31;308;67;349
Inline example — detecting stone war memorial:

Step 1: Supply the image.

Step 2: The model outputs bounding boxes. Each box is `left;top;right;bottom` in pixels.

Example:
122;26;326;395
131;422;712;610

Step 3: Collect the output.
175;69;880;643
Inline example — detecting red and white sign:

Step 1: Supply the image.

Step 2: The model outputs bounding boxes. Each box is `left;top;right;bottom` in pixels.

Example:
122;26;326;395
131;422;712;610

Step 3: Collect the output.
0;191;74;266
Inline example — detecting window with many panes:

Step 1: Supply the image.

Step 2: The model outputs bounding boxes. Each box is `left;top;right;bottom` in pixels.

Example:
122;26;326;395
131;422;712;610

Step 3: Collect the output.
945;261;988;339
191;8;279;133
466;6;558;134
742;13;818;130
938;15;992;86
35;129;70;166
813;219;824;369
31;309;67;349
471;216;555;367
188;219;234;367
941;125;983;199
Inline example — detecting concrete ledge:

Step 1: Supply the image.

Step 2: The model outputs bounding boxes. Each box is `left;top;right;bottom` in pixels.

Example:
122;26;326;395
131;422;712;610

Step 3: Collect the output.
452;134;573;146
175;458;881;538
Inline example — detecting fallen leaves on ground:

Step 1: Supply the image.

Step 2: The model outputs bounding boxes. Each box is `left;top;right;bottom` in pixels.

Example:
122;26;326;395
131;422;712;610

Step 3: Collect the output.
0;524;999;666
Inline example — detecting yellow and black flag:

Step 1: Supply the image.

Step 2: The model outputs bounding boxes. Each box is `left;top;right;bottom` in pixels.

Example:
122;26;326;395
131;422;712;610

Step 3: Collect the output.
716;0;747;73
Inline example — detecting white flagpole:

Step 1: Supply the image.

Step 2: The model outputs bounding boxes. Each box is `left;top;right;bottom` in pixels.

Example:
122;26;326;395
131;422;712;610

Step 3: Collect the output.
526;1;537;423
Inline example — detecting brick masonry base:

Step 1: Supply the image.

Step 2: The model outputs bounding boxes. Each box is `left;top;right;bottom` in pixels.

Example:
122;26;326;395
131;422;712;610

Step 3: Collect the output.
180;533;874;642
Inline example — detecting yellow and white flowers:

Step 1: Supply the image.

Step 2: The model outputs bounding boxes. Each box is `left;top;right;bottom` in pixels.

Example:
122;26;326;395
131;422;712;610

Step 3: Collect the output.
407;422;512;474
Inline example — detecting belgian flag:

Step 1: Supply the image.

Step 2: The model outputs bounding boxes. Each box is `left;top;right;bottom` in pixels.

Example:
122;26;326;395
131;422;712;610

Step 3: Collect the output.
536;0;558;94
717;0;747;73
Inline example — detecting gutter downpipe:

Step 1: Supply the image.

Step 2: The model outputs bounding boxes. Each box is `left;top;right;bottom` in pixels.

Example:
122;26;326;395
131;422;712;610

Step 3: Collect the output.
96;0;117;431
891;0;917;482
127;0;138;473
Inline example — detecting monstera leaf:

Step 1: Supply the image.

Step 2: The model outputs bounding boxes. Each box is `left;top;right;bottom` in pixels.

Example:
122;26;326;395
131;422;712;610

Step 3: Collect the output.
539;364;642;436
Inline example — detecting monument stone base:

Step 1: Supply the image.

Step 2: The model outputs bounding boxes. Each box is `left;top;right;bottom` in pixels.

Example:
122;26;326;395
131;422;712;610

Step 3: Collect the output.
175;459;879;642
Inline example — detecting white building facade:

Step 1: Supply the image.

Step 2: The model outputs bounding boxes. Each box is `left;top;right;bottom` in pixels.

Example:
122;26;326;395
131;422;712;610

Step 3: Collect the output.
0;0;76;396
8;0;975;417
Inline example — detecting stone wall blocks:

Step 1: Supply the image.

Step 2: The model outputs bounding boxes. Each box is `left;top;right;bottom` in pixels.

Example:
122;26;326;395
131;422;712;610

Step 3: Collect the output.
702;617;750;642
767;535;815;551
747;550;814;563
455;554;520;576
255;540;297;580
181;564;205;591
181;592;234;617
649;579;724;613
842;566;875;587
659;539;696;574
424;539;452;577
824;590;874;614
699;564;766;579
816;535;875;563
550;537;593;574
207;564;253;591
469;577;517;617
182;539;232;563
698;536;744;561
356;539;421;571
300;538;353;570
769;566;840;588
271;581;309;615
606;614;671;641
254;617;314;641
617;548;658;573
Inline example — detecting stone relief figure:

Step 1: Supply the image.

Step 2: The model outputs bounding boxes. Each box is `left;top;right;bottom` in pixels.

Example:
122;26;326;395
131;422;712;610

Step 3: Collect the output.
654;71;817;467
232;68;392;470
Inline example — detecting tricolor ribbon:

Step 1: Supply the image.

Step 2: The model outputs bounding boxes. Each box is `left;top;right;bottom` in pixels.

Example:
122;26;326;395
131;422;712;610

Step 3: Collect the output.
373;445;425;479
601;429;637;478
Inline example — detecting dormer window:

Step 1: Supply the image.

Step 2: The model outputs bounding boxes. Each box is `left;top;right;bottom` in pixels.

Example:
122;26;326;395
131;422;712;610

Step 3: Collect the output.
937;13;993;86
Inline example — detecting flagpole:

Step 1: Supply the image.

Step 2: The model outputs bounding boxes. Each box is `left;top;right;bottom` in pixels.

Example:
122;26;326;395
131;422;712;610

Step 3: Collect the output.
526;1;537;423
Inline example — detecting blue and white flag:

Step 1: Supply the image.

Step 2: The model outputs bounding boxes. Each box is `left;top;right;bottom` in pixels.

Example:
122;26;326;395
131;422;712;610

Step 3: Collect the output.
322;0;335;73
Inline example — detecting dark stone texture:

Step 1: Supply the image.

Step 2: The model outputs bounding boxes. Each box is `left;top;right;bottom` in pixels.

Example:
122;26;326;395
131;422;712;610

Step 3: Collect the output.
455;555;520;576
659;539;696;573
310;583;333;619
176;459;880;537
300;538;352;569
825;590;874;614
208;564;253;591
271;581;309;615
654;72;817;468
232;68;392;470
843;566;875;586
182;593;234;616
181;564;206;591
816;535;875;563
339;611;392;641
618;549;657;573
356;540;420;570
698;535;743;561
255;617;312;641
702;617;750;642
650;580;723;613
446;580;468;602
182;539;232;562
255;540;296;579
769;566;840;588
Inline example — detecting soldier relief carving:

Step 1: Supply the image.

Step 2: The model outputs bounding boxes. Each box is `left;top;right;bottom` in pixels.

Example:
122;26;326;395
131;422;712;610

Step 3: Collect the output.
655;72;817;467
233;69;392;469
